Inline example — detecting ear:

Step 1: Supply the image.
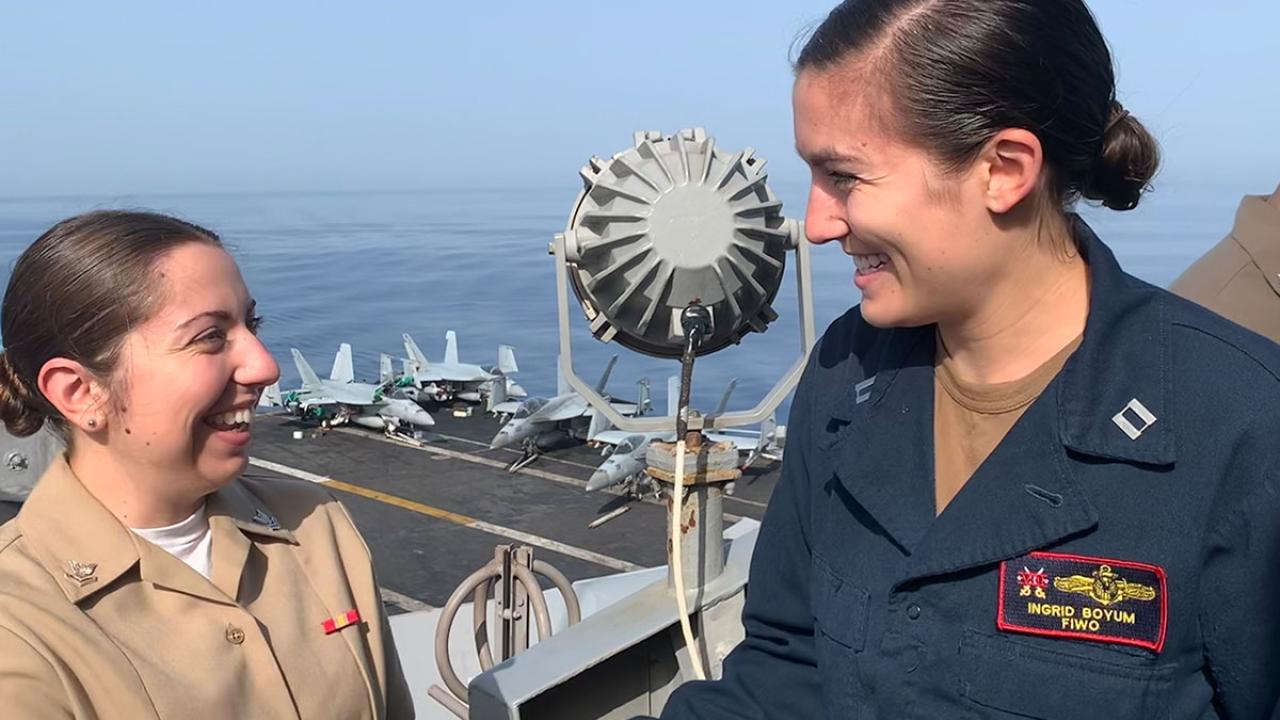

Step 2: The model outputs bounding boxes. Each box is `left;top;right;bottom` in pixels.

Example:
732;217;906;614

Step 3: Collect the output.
978;128;1046;215
37;358;108;433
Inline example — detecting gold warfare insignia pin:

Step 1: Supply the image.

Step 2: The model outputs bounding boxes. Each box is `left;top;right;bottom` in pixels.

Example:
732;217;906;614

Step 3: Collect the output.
1053;564;1157;606
64;560;99;587
998;551;1167;653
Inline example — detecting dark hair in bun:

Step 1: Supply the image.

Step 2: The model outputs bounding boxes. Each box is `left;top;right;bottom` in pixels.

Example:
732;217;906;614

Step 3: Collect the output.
796;0;1160;211
0;210;221;438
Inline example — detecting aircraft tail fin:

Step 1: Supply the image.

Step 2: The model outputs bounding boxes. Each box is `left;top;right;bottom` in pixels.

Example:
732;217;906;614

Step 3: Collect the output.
402;333;430;373
743;413;779;470
556;356;569;397
259;382;282;408
497;345;518;375
401;357;415;377
331;343;355;383
713;379;738;417
292;349;323;390
379;354;393;386
636;378;652;416
761;413;778;450
444;330;459;366
587;406;611;441
487;375;508;413
595;355;618;395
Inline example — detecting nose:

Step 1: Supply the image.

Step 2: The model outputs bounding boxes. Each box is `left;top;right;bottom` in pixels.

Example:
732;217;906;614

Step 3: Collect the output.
237;331;281;389
804;182;850;246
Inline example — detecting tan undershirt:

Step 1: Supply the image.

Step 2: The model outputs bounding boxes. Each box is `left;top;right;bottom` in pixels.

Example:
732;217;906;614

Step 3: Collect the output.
933;334;1083;515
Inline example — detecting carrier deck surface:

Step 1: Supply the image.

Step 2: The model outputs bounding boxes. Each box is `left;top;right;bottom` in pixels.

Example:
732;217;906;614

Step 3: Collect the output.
0;412;780;612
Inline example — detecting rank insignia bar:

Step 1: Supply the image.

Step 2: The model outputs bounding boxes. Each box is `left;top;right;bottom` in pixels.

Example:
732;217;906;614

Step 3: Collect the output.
997;551;1167;652
322;609;362;635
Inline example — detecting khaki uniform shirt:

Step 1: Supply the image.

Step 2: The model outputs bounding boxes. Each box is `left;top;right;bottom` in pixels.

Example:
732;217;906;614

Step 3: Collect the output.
0;456;414;719
933;335;1082;514
1170;186;1280;342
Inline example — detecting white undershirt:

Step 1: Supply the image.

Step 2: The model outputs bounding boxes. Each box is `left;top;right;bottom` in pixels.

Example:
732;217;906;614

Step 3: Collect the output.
130;503;213;580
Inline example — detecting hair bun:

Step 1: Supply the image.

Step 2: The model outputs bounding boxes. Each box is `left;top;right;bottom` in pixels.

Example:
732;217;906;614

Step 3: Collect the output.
0;350;46;437
1081;102;1161;211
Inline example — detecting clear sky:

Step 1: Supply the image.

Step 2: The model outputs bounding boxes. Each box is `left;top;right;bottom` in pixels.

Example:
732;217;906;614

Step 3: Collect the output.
1;0;1276;197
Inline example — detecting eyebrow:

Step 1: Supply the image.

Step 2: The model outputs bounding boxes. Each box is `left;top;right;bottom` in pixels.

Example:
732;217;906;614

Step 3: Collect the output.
174;299;256;333
796;145;870;166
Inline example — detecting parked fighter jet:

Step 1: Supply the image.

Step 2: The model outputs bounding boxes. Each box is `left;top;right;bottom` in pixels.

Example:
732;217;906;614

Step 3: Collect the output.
585;377;783;494
489;357;649;464
398;331;525;404
279;345;435;432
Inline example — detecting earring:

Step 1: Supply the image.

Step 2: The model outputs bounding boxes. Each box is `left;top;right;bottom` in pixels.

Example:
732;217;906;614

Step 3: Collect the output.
86;418;98;428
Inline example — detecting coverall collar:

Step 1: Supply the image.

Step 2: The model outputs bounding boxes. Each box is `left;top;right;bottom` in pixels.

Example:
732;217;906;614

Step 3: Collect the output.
18;454;296;606
818;218;1173;579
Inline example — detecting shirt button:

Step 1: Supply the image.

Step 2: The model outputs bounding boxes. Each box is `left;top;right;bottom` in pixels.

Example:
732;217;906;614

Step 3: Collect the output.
225;624;246;645
906;604;922;620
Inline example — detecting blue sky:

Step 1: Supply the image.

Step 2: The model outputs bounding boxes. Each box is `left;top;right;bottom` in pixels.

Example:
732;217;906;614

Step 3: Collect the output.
1;1;1276;197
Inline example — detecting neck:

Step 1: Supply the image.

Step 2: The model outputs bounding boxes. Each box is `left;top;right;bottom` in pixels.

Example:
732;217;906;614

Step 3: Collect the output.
68;442;205;528
937;215;1090;385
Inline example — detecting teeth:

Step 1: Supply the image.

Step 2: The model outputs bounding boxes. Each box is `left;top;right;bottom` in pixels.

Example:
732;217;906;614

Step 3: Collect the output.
853;253;890;272
208;408;253;428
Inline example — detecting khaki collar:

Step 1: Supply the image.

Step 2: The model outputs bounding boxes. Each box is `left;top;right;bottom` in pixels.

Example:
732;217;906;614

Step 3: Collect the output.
1233;190;1280;296
17;455;296;605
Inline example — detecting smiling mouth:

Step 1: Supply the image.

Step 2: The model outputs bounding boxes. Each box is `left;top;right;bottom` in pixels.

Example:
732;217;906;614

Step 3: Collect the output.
204;408;253;432
853;253;890;275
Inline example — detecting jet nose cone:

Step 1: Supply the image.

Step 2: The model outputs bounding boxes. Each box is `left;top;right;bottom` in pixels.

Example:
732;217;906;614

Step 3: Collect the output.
490;430;509;450
414;409;435;427
586;468;618;493
588;459;629;492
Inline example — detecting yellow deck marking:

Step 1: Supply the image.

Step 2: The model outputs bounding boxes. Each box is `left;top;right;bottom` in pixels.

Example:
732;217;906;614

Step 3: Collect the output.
323;478;477;525
248;457;643;573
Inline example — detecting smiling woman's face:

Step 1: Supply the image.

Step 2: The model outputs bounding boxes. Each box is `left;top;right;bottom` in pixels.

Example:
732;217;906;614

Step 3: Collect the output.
105;242;279;494
793;66;1005;329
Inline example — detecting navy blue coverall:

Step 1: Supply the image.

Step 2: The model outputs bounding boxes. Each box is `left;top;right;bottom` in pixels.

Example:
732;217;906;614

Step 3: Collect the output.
660;221;1280;719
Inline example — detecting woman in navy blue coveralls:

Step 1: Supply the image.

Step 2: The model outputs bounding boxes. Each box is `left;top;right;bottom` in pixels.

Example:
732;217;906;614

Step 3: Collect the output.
659;1;1280;718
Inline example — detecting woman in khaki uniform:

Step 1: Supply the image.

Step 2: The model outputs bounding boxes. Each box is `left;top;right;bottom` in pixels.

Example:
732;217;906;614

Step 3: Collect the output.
0;211;414;719
1169;184;1280;342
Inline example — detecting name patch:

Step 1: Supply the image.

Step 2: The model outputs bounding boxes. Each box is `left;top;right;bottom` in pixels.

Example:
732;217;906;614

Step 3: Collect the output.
997;551;1167;652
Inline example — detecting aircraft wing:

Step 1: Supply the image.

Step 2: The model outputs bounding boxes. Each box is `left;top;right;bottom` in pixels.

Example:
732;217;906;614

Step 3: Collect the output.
609;401;640;416
490;400;524;416
322;383;379;405
703;429;763;453
432;368;490;384
296;394;340;409
530;403;586;422
589;430;634;447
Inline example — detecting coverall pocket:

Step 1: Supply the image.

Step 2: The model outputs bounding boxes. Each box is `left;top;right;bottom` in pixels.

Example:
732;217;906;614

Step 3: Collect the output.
959;628;1174;720
811;554;869;652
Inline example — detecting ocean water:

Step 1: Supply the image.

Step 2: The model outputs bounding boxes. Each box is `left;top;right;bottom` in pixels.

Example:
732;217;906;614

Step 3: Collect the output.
0;180;1253;420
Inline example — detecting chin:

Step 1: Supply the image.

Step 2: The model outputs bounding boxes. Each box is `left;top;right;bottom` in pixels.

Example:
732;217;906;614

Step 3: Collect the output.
201;456;249;489
858;300;906;329
859;295;935;329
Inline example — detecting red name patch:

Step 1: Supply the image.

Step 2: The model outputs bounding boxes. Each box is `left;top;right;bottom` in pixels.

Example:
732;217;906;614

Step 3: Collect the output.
997;551;1167;653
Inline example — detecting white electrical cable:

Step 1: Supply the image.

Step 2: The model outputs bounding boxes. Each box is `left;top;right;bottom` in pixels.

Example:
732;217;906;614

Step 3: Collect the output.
670;438;708;681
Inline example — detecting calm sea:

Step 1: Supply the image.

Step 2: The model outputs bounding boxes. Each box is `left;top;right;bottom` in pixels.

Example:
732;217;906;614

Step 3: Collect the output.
0;181;1251;419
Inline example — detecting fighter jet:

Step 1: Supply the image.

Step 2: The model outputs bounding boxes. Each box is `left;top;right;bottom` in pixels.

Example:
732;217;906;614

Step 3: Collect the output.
489;356;649;461
585;378;783;494
399;331;525;404
280;345;435;432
